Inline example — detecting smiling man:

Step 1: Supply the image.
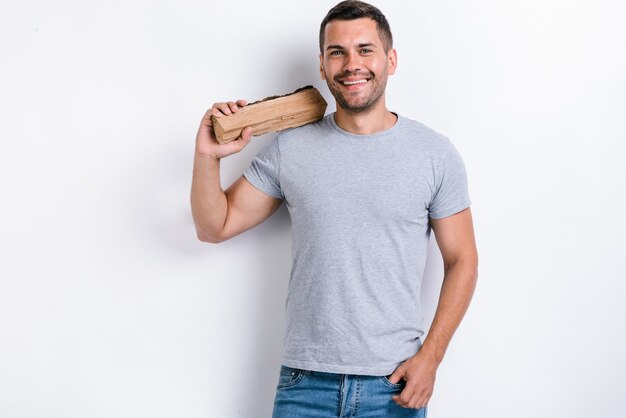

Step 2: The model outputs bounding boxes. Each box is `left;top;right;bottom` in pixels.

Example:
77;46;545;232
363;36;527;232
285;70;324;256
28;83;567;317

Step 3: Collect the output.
320;16;395;126
190;1;478;417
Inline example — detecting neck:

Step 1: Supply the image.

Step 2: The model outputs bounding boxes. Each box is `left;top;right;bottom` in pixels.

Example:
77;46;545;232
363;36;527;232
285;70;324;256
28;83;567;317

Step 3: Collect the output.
334;99;397;135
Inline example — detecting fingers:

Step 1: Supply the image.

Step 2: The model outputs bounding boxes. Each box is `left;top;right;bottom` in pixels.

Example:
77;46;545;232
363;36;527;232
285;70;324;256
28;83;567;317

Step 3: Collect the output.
201;99;248;130
198;100;249;152
210;99;248;118
387;368;404;385
389;366;425;408
392;385;431;409
224;127;253;154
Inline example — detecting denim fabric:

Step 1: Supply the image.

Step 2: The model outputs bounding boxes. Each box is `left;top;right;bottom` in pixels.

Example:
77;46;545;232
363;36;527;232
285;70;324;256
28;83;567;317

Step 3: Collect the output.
271;365;427;417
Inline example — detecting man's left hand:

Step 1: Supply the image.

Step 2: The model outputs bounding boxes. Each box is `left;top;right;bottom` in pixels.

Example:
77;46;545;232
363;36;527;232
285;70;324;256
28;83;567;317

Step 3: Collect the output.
387;348;438;409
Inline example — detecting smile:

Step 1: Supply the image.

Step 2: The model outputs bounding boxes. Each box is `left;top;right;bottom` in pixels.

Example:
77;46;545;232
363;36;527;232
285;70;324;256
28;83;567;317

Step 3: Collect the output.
342;79;368;86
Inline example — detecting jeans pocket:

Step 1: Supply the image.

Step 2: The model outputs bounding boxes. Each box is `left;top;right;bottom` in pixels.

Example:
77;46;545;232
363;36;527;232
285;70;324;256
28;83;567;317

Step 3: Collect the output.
277;365;304;389
379;375;405;390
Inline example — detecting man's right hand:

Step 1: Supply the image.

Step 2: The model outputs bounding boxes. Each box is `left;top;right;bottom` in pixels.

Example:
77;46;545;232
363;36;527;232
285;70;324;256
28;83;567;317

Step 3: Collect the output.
195;99;253;159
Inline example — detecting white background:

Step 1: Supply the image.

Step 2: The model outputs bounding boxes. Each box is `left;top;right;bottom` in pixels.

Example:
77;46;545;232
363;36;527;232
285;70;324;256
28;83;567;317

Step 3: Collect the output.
1;0;625;417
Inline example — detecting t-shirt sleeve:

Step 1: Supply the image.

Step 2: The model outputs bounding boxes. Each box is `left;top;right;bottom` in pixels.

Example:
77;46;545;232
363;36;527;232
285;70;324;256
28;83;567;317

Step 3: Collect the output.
428;140;471;219
243;136;284;199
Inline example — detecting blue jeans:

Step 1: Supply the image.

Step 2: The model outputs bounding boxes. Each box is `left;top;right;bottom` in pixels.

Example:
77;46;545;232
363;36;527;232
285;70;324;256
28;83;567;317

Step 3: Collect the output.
271;365;427;417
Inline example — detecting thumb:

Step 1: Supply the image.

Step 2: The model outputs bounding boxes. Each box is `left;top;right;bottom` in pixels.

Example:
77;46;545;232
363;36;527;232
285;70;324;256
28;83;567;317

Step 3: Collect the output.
230;127;253;152
240;126;253;142
387;367;405;385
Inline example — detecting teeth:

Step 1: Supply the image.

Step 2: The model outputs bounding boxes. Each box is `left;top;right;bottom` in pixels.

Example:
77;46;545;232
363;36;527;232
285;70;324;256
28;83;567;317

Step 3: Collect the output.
343;79;367;85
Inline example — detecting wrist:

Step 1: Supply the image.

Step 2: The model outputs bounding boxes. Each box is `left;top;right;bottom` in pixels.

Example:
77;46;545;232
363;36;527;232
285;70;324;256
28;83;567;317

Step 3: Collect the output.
194;149;220;161
420;337;446;366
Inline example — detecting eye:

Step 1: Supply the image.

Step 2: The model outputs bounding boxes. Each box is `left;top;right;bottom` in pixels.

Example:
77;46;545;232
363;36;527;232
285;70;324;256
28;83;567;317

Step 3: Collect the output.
360;48;373;54
329;50;343;56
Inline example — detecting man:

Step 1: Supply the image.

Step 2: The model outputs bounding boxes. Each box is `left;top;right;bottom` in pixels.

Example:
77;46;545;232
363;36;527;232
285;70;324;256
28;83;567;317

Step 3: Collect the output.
191;1;478;416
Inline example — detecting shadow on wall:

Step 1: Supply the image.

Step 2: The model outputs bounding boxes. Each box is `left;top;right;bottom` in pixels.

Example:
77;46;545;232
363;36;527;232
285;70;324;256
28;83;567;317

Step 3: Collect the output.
137;51;317;415
140;42;326;257
138;129;293;415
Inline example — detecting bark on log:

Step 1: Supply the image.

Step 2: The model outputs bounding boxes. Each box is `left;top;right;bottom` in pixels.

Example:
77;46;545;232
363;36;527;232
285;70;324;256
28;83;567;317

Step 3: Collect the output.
212;86;327;144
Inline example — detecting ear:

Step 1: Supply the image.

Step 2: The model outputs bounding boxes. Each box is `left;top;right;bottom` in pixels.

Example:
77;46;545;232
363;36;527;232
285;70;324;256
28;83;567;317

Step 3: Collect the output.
319;54;325;80
387;48;398;75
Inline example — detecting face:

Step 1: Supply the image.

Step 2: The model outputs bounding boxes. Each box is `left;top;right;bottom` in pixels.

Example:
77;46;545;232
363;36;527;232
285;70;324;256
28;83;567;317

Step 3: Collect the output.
320;18;397;115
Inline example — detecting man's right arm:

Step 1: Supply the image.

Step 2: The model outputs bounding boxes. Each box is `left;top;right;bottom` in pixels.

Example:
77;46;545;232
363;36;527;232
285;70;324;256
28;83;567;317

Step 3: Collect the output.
190;100;283;243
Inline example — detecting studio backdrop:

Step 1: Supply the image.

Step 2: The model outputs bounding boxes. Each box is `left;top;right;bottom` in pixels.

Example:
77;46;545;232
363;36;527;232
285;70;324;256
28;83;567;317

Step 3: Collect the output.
1;1;625;417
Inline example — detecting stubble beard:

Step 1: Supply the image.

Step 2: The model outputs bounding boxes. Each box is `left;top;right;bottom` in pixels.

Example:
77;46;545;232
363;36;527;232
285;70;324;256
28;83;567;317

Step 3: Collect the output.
325;69;389;115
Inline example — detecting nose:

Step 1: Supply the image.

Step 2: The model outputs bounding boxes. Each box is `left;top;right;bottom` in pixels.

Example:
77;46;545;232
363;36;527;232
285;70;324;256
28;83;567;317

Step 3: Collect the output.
343;51;362;74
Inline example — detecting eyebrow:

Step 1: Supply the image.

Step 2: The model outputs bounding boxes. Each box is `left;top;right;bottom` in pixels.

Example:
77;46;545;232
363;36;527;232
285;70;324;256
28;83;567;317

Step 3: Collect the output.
326;43;376;51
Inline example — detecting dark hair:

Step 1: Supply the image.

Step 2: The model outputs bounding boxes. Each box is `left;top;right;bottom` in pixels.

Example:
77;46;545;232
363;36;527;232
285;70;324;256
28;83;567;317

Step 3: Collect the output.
319;0;393;54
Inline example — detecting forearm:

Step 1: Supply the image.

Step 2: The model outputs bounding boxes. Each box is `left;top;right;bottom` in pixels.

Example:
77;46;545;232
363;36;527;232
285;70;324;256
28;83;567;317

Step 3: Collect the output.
420;260;478;365
190;152;228;241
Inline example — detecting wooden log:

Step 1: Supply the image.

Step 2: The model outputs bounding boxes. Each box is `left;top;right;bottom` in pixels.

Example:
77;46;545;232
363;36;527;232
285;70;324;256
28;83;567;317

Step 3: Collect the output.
212;86;327;144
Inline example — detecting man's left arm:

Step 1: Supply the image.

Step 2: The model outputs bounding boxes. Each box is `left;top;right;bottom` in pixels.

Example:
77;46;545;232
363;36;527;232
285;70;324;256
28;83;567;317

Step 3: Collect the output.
389;207;478;409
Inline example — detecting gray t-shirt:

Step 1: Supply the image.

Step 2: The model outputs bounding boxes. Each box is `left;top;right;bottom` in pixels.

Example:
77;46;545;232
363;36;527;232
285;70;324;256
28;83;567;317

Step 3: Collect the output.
243;113;471;376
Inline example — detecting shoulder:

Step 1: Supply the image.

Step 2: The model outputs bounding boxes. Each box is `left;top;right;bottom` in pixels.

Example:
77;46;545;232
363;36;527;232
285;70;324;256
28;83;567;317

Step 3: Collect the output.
396;115;457;157
275;113;333;140
272;114;334;152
